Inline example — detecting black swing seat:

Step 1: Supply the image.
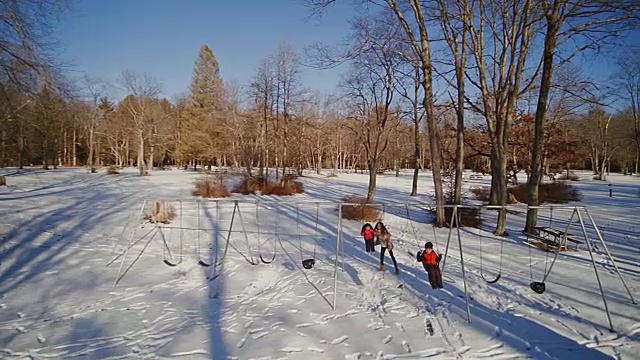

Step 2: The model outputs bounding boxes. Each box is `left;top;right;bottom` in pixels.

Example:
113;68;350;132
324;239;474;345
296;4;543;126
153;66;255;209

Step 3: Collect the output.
302;258;315;269
482;273;501;284
198;260;212;267
530;281;546;294
260;254;275;264
164;259;180;267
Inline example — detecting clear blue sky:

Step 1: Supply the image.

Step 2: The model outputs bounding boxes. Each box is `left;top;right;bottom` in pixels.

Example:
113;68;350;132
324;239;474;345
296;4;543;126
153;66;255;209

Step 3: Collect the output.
56;0;637;105
56;0;353;100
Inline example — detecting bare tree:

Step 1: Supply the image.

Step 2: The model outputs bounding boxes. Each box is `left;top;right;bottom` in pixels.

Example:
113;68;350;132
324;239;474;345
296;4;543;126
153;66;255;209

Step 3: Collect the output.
340;14;402;201
119;70;162;176
81;75;108;170
306;0;447;225
524;0;639;233
435;0;469;205
462;0;538;235
614;49;640;175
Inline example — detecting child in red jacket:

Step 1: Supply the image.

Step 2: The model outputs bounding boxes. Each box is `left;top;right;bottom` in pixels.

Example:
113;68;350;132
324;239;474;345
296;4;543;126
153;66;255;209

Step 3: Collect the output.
417;242;443;289
361;223;376;253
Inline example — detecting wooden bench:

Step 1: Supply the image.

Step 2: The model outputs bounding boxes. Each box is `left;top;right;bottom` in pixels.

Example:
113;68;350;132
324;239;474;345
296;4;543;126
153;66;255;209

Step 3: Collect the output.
468;174;483;180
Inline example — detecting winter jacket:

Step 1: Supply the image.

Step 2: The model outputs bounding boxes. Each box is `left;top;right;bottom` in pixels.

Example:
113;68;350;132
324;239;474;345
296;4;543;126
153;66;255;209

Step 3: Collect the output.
361;228;375;240
376;231;393;250
421;251;442;266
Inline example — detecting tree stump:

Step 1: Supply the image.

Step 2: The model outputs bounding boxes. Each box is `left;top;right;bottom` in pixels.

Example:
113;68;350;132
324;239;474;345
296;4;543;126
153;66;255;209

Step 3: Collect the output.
0;176;6;186
145;201;175;224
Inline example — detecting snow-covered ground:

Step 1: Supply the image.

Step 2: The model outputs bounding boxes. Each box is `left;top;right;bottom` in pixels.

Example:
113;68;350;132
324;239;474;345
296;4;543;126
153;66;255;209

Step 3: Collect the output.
0;167;638;359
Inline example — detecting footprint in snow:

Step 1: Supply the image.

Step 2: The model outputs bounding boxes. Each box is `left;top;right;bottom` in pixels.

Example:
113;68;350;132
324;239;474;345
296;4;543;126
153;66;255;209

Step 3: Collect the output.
250;331;269;340
17;312;25;318
383;335;393;344
395;322;405;332
331;335;349;345
37;334;46;343
237;337;247;348
16;326;27;333
281;347;304;353
345;352;361;360
402;340;412;353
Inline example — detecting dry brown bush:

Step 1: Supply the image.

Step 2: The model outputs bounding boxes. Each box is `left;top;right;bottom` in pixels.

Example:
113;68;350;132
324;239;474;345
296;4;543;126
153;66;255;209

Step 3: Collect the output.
326;173;338;178
0;176;6;186
144;201;176;224
509;182;581;204
469;186;490;202
434;205;482;228
341;195;381;221
232;176;266;195
232;177;304;196
193;176;230;198
107;166;119;175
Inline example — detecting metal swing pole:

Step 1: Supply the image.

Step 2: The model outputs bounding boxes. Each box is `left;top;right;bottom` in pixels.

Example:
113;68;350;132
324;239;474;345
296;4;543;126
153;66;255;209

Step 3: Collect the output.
575;208;615;332
440;204;457;274
583;208;636;305
212;201;237;299
334;204;343;311
109;199;147;262
454;206;472;323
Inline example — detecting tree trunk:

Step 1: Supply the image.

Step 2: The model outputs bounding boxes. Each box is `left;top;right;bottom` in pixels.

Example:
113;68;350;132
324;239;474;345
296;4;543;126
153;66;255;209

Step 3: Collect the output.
367;159;377;201
72;125;77;167
18;121;24;169
88;118;95;169
0;128;5;167
525;16;559;232
138;131;145;175
453;38;466;205
490;140;508;235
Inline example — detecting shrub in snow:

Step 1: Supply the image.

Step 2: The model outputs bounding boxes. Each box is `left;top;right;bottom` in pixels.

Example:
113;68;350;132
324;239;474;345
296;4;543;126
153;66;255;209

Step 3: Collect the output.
509;182;581;204
192;176;230;198
232;176;304;196
469;186;490;202
340;195;380;221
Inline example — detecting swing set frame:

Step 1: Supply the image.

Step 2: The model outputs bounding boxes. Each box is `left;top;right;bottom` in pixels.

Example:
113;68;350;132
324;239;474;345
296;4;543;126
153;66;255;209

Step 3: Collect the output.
109;200;635;332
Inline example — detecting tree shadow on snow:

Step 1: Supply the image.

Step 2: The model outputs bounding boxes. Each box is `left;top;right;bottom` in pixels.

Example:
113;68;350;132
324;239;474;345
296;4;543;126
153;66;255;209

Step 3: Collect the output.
201;203;228;360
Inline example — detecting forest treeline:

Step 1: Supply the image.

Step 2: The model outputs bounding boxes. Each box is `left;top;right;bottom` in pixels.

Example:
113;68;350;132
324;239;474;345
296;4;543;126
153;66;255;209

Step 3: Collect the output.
1;0;638;232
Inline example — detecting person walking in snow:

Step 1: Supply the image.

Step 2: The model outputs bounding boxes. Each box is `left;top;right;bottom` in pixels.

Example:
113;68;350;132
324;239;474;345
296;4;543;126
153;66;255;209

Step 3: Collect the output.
361;223;376;253
374;221;399;274
418;241;443;289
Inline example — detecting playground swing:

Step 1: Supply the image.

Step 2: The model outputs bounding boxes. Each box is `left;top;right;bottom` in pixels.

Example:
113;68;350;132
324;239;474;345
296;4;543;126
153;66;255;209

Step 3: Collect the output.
405;204;440;251
258;203;277;264
196;201;212;267
161;225;183;267
236;202;259;265
478;210;504;284
527;208;567;294
298;204;319;270
158;202;183;266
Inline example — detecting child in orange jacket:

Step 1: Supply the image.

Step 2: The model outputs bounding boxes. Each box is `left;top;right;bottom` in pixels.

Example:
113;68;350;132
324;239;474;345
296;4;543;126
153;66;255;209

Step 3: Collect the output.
417;242;443;289
361;223;376;253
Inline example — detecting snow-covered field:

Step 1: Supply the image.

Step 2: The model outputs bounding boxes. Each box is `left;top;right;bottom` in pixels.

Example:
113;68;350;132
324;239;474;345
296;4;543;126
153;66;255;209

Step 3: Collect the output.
0;167;638;359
